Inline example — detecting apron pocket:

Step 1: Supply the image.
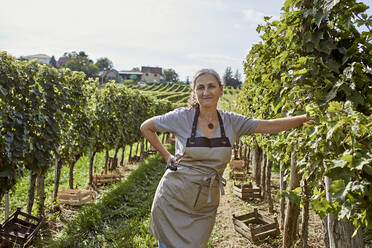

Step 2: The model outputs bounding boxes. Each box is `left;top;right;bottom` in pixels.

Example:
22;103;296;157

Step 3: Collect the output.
162;175;202;210
193;185;220;211
180;181;203;210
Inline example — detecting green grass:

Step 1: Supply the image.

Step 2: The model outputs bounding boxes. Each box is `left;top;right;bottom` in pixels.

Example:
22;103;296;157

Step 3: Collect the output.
46;148;170;248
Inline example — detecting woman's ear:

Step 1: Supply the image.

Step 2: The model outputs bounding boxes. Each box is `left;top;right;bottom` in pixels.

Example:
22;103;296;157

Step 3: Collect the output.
220;85;224;96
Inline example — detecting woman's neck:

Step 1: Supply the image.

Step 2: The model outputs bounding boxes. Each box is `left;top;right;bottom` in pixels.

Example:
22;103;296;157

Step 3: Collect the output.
199;105;217;120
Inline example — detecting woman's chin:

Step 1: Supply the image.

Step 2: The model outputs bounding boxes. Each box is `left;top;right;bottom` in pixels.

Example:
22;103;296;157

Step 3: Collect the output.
199;102;217;108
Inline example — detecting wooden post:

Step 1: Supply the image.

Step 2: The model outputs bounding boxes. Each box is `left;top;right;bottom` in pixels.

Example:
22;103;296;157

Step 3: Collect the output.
5;191;9;220
36;173;45;218
242;145;246;161
27;172;37;215
246;147;250;175
113;146;120;170
322;217;330;248
104;149;109;174
89;150;97;185
261;150;267;199
140;138;145;159
266;159;273;213
135;142;140;156
239;140;243;159
53;158;63;201
252;142;262;187
69;161;75;189
69;154;80;189
280;162;287;230
324;175;363;248
301;180;310;248
120;146;126;167
128;144;133;163
283;151;301;247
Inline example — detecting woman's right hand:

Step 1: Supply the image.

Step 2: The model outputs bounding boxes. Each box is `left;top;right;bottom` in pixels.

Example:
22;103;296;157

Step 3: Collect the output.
166;154;176;164
165;154;178;171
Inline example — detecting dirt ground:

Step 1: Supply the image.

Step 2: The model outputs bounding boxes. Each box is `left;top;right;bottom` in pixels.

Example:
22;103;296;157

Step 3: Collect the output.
210;171;325;248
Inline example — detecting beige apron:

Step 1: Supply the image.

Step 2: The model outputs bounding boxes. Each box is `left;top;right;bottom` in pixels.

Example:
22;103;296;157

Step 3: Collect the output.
149;108;232;248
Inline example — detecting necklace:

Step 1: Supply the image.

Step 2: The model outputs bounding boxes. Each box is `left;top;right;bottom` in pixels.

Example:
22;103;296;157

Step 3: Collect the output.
200;114;215;129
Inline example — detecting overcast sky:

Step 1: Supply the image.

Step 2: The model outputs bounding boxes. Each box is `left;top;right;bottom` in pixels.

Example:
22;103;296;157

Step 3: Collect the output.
1;0;371;81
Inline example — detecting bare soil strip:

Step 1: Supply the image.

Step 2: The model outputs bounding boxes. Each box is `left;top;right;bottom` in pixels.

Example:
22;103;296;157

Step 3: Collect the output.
209;171;324;248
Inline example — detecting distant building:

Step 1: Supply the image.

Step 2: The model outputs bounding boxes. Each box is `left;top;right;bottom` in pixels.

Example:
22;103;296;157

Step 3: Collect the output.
105;69;119;80
118;66;163;83
119;70;144;81
57;56;69;67
99;69;119;82
24;54;51;64
141;66;162;83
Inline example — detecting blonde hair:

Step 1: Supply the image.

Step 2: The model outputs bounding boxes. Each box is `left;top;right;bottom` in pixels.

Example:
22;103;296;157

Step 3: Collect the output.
188;69;223;108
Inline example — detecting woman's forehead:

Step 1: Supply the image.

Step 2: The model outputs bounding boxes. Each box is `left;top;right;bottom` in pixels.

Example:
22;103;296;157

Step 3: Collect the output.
195;74;219;85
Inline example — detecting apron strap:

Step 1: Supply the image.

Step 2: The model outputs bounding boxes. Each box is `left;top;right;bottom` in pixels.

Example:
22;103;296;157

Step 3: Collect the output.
190;107;200;138
216;110;227;138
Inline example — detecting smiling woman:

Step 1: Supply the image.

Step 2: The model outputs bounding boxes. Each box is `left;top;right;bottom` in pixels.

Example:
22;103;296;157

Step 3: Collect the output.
190;69;224;134
188;68;223;108
139;68;311;248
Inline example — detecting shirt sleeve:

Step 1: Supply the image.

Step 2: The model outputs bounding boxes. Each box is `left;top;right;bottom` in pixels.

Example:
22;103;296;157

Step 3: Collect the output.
151;108;185;134
229;112;259;137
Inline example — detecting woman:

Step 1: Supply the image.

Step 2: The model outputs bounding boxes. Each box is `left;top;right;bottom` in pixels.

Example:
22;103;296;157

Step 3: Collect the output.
140;69;310;248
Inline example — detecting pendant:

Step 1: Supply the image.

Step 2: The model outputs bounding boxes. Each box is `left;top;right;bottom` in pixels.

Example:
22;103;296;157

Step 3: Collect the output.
208;123;214;129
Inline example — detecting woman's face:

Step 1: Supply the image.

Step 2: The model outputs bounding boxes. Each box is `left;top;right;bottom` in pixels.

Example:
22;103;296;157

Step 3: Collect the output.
194;73;223;108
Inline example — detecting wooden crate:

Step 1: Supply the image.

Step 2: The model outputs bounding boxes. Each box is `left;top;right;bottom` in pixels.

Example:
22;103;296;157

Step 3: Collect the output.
229;168;247;181
0;208;42;247
232;208;280;244
230;159;244;170
233;183;261;201
92;173;123;186
58;187;96;206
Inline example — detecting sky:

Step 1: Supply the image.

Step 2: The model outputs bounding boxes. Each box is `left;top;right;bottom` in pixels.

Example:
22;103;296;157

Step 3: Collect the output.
1;0;371;81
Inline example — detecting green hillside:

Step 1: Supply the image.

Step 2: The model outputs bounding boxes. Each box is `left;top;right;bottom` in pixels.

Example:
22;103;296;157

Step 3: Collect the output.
124;82;240;111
